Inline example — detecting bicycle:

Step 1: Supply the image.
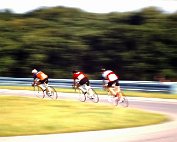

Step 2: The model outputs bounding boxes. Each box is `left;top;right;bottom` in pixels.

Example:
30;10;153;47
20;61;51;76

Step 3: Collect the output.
33;83;58;100
73;83;99;103
104;84;129;107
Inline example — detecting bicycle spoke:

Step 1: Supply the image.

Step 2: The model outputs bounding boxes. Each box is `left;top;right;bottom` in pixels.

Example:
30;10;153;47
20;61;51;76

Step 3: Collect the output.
33;86;58;100
76;89;86;102
91;89;99;103
118;97;129;107
34;86;45;99
47;86;58;100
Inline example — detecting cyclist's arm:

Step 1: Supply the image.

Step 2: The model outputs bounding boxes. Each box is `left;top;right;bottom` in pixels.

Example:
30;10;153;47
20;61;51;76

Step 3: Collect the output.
32;77;38;86
32;79;35;86
73;78;76;88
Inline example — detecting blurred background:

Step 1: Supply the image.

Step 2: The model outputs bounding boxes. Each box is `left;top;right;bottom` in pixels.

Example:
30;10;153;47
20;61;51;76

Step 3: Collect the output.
0;6;176;81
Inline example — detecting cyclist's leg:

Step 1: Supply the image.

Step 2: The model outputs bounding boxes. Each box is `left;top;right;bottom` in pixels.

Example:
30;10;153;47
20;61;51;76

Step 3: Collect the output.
78;85;86;94
43;78;51;94
85;85;95;98
107;87;115;96
79;78;88;94
84;80;94;97
114;80;123;100
107;81;117;97
37;81;45;91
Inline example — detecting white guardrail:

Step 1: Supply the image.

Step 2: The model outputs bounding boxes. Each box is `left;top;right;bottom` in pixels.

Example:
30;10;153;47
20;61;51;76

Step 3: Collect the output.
0;77;177;94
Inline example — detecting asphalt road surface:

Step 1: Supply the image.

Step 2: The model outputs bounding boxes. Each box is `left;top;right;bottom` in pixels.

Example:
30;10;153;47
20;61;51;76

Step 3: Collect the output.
0;89;177;142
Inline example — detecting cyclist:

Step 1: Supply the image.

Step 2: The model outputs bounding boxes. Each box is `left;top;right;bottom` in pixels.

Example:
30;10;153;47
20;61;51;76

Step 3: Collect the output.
101;68;123;101
31;69;51;95
72;70;93;98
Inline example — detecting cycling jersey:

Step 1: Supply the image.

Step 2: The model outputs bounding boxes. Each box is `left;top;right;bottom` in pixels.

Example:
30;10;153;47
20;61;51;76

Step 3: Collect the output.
34;71;48;81
73;71;86;81
102;70;118;82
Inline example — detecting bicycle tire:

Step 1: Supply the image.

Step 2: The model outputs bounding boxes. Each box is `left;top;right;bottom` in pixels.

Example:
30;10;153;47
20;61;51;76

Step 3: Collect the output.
89;88;99;103
34;86;45;99
46;86;58;100
106;91;118;106
111;96;119;106
76;88;86;102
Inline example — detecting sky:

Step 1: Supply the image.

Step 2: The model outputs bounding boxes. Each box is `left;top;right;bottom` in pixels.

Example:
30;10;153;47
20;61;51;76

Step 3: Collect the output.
0;0;177;14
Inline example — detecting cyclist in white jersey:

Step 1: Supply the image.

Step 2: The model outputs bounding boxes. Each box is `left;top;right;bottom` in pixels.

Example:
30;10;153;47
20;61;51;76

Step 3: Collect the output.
101;68;122;100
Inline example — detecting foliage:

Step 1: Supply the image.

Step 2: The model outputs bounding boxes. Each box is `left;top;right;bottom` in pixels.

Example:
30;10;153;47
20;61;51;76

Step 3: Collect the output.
0;7;176;80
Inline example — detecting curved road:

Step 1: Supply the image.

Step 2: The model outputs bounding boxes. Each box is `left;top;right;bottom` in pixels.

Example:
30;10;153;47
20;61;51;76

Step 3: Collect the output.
0;89;177;142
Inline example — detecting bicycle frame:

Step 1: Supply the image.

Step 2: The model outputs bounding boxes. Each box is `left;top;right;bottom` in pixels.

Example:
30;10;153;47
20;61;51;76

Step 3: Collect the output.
73;82;87;94
103;83;128;107
103;83;117;96
33;84;58;99
73;82;99;103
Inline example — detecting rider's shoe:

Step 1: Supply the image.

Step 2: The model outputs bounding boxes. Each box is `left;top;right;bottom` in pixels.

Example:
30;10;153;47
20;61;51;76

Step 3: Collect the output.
47;92;52;96
115;93;123;101
87;94;94;99
119;97;124;103
90;96;94;99
113;96;119;102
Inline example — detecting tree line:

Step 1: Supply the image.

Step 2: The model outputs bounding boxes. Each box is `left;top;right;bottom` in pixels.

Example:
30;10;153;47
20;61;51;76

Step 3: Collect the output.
0;6;176;81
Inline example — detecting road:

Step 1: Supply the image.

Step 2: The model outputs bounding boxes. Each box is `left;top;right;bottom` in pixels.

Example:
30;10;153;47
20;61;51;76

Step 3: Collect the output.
0;89;177;142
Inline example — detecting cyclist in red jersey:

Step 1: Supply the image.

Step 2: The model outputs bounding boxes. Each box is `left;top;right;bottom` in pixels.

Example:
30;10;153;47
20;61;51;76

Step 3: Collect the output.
101;68;122;101
72;70;93;97
31;69;50;94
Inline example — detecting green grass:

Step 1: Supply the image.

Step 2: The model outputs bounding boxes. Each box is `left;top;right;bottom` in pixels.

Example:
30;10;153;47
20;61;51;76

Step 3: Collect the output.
1;85;177;99
0;96;168;136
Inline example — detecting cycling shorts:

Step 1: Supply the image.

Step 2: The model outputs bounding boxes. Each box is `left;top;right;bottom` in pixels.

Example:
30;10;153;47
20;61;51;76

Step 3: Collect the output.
79;77;90;86
108;79;119;87
39;78;48;84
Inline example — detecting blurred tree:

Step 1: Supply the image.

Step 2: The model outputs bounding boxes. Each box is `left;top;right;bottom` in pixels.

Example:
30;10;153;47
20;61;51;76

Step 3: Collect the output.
0;6;176;80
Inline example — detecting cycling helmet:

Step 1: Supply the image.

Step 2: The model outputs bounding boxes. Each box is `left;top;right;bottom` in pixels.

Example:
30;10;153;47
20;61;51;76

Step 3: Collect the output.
32;69;38;74
72;70;77;73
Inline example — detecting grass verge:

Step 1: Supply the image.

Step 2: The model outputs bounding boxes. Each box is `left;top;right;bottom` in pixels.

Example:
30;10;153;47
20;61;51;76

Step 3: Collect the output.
0;95;168;136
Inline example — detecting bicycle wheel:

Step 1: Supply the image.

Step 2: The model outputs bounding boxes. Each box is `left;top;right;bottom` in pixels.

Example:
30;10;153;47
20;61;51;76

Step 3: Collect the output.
107;92;118;106
111;96;119;106
76;88;86;102
89;88;99;103
118;92;129;107
46;86;58;100
34;86;45;99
